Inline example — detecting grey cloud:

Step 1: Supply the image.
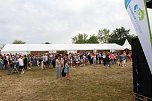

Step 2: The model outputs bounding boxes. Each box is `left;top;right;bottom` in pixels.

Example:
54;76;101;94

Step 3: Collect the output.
1;0;150;45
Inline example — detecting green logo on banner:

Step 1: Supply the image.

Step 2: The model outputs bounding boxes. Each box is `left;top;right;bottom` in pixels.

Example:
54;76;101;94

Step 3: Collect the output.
134;4;144;20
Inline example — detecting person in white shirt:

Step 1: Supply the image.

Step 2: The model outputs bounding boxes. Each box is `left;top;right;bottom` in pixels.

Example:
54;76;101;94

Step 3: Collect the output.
102;52;106;66
43;54;48;68
92;54;97;65
18;56;24;74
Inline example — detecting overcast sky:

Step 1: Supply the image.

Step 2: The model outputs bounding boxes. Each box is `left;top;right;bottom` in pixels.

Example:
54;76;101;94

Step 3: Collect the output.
0;0;152;45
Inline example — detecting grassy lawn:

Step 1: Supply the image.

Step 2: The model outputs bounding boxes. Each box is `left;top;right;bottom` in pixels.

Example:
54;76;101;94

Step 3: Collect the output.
0;62;134;101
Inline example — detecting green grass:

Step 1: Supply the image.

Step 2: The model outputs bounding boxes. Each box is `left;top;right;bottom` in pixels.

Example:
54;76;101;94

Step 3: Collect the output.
0;63;134;101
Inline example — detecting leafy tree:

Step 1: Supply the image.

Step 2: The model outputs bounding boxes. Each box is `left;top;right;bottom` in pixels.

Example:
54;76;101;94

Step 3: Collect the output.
72;33;88;44
108;27;136;45
12;40;26;44
72;27;136;45
98;28;110;43
87;35;99;43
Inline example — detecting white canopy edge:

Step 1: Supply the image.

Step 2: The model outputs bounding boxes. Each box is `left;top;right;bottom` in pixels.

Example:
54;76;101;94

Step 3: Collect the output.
1;43;125;54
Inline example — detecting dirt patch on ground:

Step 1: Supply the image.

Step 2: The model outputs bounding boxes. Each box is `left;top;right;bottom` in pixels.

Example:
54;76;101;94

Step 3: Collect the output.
0;63;134;101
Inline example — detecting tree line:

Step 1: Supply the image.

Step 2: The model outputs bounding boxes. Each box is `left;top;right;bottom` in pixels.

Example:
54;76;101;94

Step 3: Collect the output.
12;40;51;44
11;27;136;46
72;27;136;45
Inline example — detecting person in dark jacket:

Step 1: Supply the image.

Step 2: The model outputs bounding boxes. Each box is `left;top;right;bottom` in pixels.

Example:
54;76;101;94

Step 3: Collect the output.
24;55;28;70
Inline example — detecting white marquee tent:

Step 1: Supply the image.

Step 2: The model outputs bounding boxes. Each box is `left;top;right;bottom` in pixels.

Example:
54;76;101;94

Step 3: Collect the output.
122;39;131;50
1;43;125;54
28;44;52;51
1;44;28;54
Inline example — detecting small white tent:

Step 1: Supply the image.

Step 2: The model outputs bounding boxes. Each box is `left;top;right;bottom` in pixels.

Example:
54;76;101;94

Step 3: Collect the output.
122;39;131;50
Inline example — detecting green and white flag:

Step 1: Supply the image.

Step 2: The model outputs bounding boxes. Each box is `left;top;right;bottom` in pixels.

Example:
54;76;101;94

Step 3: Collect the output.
125;0;152;73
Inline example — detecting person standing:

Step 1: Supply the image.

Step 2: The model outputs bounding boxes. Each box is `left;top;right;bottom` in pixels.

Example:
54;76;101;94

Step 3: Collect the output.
24;55;28;70
110;52;115;65
121;51;127;67
7;57;13;75
106;53;110;67
61;56;65;77
87;53;91;64
127;52;132;62
102;52;106;66
18;56;24;74
98;52;102;64
3;56;8;70
118;52;123;67
52;56;56;68
61;56;64;68
43;54;48;68
92;53;97;65
55;56;62;79
64;60;70;80
0;55;3;69
40;55;44;70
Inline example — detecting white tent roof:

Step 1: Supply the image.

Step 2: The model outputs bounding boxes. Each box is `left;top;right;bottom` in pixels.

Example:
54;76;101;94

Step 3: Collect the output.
73;44;112;50
1;44;28;54
71;44;94;50
85;44;109;50
1;43;124;54
28;44;52;51
50;44;75;51
1;44;28;52
101;43;125;50
122;39;131;50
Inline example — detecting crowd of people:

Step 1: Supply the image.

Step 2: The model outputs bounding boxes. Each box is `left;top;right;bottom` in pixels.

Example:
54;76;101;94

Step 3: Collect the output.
0;50;132;79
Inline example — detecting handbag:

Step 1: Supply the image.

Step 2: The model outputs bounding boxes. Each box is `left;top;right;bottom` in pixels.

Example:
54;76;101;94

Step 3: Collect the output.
64;66;68;73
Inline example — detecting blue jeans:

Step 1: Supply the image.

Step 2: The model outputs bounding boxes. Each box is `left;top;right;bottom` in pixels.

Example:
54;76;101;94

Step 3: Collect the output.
0;62;3;69
111;60;115;65
93;58;96;64
56;66;61;79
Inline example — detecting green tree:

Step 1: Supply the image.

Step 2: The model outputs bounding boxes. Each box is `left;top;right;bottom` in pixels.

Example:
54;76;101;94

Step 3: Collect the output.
98;28;110;43
87;35;99;43
108;27;136;45
44;42;51;44
12;40;26;44
72;33;88;44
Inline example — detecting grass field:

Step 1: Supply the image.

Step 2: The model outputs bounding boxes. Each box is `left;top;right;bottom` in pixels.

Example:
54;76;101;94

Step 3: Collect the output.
0;62;134;101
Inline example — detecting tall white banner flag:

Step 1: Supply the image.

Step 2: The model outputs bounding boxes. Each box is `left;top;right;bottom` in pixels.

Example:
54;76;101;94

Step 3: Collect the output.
125;0;152;74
